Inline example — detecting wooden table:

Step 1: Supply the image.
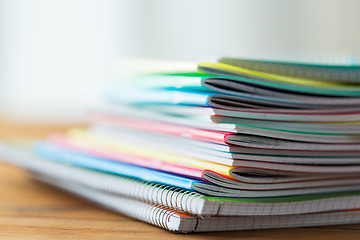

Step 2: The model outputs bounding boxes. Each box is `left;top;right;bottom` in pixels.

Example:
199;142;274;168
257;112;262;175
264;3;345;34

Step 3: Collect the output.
1;120;360;239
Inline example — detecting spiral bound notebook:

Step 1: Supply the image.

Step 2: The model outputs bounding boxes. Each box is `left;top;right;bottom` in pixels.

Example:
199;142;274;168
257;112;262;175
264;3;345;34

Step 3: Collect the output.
27;170;360;233
2;141;360;218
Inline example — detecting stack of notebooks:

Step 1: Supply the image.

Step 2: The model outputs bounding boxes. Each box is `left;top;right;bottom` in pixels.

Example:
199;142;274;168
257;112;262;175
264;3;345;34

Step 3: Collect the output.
2;58;360;233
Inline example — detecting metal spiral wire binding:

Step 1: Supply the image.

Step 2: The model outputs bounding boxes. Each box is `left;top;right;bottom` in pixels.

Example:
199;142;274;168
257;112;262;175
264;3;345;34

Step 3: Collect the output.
149;203;183;231
165;186;179;210
16;146;208;216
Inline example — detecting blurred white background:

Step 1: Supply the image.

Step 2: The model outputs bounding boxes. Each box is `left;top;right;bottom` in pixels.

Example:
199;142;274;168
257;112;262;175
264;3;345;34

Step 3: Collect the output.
1;0;360;123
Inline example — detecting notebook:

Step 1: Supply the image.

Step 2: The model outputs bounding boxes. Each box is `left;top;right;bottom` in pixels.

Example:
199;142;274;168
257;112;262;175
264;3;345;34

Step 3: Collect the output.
3;57;360;233
89;125;360;164
96;103;360;134
32;139;360;198
107;82;360;111
49;131;360;187
197;62;360;95
53;128;360;173
218;57;360;83
27;171;360;233
92;111;360;150
106;70;360;112
2;141;360;218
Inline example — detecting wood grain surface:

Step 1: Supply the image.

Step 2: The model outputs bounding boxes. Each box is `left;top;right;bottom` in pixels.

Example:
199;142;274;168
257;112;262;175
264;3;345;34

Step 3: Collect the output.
1;119;360;239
